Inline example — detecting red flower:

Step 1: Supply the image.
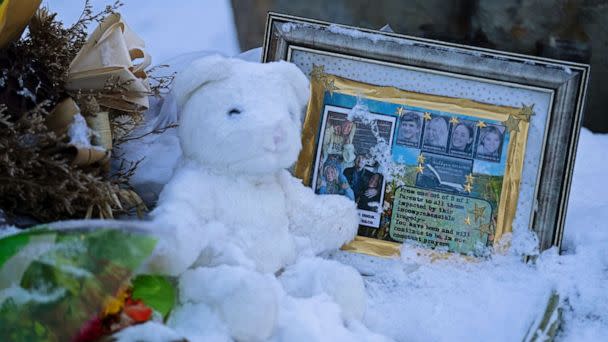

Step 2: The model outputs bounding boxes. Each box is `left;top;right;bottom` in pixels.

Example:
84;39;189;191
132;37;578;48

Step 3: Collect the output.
73;316;104;342
123;298;153;323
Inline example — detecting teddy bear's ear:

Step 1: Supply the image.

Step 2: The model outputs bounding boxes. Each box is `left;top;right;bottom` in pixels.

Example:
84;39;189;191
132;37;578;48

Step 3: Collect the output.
274;61;311;110
172;55;230;108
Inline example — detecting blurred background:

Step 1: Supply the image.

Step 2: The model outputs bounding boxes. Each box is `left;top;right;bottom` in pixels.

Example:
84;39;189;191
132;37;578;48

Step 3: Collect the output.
48;0;608;132
231;0;607;133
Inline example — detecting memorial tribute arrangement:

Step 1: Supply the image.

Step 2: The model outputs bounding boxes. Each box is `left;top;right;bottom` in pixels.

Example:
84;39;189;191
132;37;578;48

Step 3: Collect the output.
263;13;589;258
0;2;595;341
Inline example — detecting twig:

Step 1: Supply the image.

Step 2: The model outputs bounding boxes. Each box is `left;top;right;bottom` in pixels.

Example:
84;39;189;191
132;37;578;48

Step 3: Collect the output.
68;0;123;39
116;123;178;144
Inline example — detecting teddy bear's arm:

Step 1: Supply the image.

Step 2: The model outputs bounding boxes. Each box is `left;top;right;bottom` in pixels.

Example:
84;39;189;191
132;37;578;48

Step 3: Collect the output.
153;167;216;224
145;166;220;275
278;170;359;255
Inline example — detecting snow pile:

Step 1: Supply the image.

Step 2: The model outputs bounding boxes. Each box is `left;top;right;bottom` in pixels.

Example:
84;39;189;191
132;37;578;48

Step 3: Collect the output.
542;128;608;341
67;113;93;148
334;250;552;341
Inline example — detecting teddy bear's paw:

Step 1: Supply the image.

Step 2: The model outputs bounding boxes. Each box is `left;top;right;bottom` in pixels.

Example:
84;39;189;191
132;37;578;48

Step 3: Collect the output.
279;258;366;322
321;194;360;231
308;195;360;253
178;265;279;341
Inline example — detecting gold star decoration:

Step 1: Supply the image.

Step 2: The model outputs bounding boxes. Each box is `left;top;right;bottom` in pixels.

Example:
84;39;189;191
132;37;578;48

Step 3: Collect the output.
465;173;475;185
503;115;521;133
476;120;487;128
417;154;426;164
325;79;338;96
415;164;425;174
396;106;406;117
310;64;339;96
310;64;325;80
517;103;535;122
423;112;432;121
464;216;471;225
449;116;460;125
471;203;486;223
463;182;473;193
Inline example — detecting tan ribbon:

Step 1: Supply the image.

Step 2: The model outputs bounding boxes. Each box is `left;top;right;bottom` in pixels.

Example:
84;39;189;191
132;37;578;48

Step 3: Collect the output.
47;98;110;167
86;111;112;151
46;97;81;136
66;145;110;167
66;13;151;112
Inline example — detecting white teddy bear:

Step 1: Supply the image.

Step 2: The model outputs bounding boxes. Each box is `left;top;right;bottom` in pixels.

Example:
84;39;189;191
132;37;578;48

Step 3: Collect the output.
146;55;367;341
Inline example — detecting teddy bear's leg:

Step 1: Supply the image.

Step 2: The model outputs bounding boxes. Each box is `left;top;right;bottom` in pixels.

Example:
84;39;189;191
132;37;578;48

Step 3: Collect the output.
177;265;280;341
279;257;366;321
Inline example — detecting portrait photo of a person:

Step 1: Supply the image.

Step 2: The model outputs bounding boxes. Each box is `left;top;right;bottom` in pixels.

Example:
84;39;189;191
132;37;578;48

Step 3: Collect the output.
318;163;355;200
397;111;422;147
343;154;373;200
475;125;505;162
422;116;449;152
449;121;475;157
322;117;357;164
356;173;383;212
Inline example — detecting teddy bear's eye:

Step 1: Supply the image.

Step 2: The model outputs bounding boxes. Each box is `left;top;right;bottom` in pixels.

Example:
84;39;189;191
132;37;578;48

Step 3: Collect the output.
227;108;242;116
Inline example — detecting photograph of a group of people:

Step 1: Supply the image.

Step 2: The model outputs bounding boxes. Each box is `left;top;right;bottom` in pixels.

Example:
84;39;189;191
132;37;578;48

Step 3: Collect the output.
397;110;506;163
313;106;395;227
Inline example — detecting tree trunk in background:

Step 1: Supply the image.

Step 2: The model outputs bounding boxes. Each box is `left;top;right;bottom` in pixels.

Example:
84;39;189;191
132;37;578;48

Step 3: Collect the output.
231;0;608;132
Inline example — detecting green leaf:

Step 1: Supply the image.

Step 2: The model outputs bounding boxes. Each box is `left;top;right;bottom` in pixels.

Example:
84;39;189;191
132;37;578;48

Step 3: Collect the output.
132;275;177;319
34;321;46;336
0;233;30;268
0;227;54;269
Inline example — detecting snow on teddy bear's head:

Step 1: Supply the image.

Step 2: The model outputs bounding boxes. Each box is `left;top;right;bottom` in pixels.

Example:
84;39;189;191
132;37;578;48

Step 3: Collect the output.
172;55;309;174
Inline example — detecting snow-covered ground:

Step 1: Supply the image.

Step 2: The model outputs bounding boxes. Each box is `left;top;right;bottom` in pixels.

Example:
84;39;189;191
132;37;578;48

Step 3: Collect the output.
29;2;608;341
332;128;608;341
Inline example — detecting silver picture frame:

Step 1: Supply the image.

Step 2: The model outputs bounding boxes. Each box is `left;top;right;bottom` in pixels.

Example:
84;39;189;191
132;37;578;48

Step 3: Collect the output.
262;12;590;255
